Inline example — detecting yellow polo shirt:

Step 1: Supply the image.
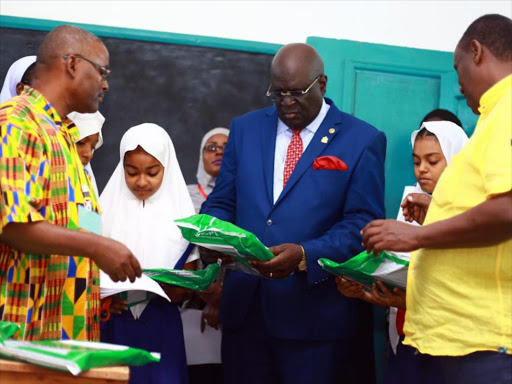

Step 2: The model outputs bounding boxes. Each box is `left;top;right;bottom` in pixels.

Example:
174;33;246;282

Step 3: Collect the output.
403;75;512;356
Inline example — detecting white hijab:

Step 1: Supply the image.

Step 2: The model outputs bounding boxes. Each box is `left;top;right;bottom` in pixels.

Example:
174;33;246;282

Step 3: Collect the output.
411;121;469;166
0;56;37;103
68;111;105;197
196;127;230;191
100;123;197;270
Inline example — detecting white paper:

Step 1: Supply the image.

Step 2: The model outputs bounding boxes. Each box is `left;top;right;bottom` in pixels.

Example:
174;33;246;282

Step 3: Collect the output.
180;308;222;365
99;271;170;301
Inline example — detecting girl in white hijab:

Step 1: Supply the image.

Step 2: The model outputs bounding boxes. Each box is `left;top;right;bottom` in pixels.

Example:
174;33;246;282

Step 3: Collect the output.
100;123;198;384
68;111;105;197
187;127;229;212
0;56;37;103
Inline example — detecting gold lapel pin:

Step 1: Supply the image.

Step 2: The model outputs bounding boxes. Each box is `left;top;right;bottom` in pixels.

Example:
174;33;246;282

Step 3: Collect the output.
321;136;329;144
329;128;335;134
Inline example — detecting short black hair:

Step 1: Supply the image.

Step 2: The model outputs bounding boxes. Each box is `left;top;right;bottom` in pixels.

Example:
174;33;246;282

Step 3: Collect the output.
420;109;463;128
416;109;464;141
21;62;37;86
458;14;512;61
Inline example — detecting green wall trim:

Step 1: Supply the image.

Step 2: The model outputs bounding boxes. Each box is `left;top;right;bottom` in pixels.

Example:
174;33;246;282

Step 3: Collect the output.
0;15;282;54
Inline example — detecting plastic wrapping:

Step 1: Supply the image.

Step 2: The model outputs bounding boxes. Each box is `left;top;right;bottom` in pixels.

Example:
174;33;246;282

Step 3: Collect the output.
143;261;221;291
318;250;410;290
175;214;274;276
0;321;160;375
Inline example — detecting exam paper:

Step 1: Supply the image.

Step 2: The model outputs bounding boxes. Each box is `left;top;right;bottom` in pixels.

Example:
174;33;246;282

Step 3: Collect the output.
99;271;170;301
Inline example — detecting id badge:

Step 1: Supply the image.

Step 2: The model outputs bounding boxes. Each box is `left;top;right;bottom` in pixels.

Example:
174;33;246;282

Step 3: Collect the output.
78;205;101;235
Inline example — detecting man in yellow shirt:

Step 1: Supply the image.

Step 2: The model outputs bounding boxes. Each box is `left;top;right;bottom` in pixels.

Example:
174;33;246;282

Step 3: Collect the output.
361;14;512;384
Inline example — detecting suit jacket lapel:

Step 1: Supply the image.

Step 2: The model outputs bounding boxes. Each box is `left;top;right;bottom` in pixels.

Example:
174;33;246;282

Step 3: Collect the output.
261;108;278;206
274;103;343;207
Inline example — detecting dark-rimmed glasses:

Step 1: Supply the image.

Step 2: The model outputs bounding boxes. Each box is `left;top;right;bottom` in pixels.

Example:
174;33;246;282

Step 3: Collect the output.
204;144;225;153
266;75;322;102
63;54;111;79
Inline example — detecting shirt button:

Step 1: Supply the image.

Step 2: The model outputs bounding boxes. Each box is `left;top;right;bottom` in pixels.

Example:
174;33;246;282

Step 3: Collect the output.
266;219;273;227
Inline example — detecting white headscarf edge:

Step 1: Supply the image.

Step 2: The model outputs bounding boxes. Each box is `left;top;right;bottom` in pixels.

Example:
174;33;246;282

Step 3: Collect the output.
0;56;37;103
196;127;230;188
410;120;469;165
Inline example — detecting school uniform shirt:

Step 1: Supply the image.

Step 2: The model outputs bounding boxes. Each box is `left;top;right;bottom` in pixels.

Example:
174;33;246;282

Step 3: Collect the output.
0;87;101;341
404;75;512;356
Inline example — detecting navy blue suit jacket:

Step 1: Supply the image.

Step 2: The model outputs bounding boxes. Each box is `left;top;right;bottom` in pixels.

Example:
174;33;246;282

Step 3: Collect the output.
201;99;386;341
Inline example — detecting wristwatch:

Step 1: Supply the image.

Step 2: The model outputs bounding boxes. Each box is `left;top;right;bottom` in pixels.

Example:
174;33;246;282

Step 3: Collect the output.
298;246;307;271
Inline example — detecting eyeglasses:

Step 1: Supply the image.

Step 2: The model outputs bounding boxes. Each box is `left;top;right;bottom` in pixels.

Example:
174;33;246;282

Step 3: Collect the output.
63;54;111;80
266;75;322;102
203;144;225;153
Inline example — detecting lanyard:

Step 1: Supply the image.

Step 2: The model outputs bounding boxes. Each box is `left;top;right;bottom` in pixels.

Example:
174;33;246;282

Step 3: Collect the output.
197;184;208;200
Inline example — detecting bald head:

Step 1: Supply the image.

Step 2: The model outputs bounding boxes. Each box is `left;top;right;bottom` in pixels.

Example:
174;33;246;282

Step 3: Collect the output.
37;25;103;66
33;25;109;118
271;43;324;82
269;43;327;131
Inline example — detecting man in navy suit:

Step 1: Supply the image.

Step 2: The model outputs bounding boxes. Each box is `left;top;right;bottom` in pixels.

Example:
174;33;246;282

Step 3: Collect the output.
201;43;386;384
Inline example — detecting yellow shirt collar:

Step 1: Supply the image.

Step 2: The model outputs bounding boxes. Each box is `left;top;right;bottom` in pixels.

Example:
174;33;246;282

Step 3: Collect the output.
478;74;512;116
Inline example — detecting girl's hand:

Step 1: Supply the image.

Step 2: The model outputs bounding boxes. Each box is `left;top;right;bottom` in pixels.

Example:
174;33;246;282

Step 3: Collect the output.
109;296;128;315
197;282;222;307
200;302;220;332
335;276;372;301
160;283;193;303
368;281;406;310
401;193;432;225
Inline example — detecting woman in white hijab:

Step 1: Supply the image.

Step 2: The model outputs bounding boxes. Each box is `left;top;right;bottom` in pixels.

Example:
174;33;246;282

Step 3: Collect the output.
100;123;198;384
187;127;229;212
67;111;105;197
0;56;37;103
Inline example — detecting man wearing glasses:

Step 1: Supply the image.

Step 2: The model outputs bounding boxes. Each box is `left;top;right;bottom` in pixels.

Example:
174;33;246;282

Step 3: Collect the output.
202;43;386;384
0;25;141;341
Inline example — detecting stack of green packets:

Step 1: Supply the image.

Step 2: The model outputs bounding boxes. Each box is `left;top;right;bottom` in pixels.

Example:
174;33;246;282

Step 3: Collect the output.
0;321;159;375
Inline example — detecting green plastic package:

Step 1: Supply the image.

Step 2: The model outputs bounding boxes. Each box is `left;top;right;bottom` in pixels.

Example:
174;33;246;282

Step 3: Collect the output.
318;250;410;290
143;261;221;291
174;214;274;276
0;321;160;375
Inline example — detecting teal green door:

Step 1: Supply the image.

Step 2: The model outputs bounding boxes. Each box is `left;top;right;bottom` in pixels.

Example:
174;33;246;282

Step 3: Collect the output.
307;36;477;383
307;37;477;219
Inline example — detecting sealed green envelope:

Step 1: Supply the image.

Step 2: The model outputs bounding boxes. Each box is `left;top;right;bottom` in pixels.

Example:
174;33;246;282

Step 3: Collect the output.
0;321;159;375
143;261;221;291
174;214;274;276
318;250;409;290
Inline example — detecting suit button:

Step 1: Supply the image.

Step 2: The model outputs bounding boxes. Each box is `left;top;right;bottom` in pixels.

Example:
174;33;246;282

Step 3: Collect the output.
266;219;273;226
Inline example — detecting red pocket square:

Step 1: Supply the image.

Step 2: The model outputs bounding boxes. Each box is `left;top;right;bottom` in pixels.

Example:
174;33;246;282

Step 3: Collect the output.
313;156;348;171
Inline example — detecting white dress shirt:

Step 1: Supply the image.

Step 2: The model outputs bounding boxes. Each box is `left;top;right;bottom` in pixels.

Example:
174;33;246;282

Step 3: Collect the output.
273;99;330;203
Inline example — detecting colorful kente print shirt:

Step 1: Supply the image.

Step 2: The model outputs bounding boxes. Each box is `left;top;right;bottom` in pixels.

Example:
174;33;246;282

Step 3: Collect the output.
0;88;101;341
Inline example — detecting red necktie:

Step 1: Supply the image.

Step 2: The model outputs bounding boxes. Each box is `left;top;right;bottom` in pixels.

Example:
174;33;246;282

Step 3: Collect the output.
283;130;303;187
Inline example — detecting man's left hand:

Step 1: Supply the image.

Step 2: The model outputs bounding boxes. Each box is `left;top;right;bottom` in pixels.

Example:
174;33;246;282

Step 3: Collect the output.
249;243;302;279
362;219;422;254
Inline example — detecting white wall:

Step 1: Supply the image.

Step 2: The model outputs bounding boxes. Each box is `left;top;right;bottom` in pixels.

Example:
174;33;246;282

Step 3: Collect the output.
1;1;511;52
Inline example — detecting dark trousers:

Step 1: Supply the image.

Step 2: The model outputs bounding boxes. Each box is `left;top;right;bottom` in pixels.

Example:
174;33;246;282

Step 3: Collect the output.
436;351;512;384
221;295;365;384
384;337;445;384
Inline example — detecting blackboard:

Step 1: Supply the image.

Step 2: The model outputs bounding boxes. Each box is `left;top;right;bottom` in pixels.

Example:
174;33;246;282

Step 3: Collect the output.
0;27;275;192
